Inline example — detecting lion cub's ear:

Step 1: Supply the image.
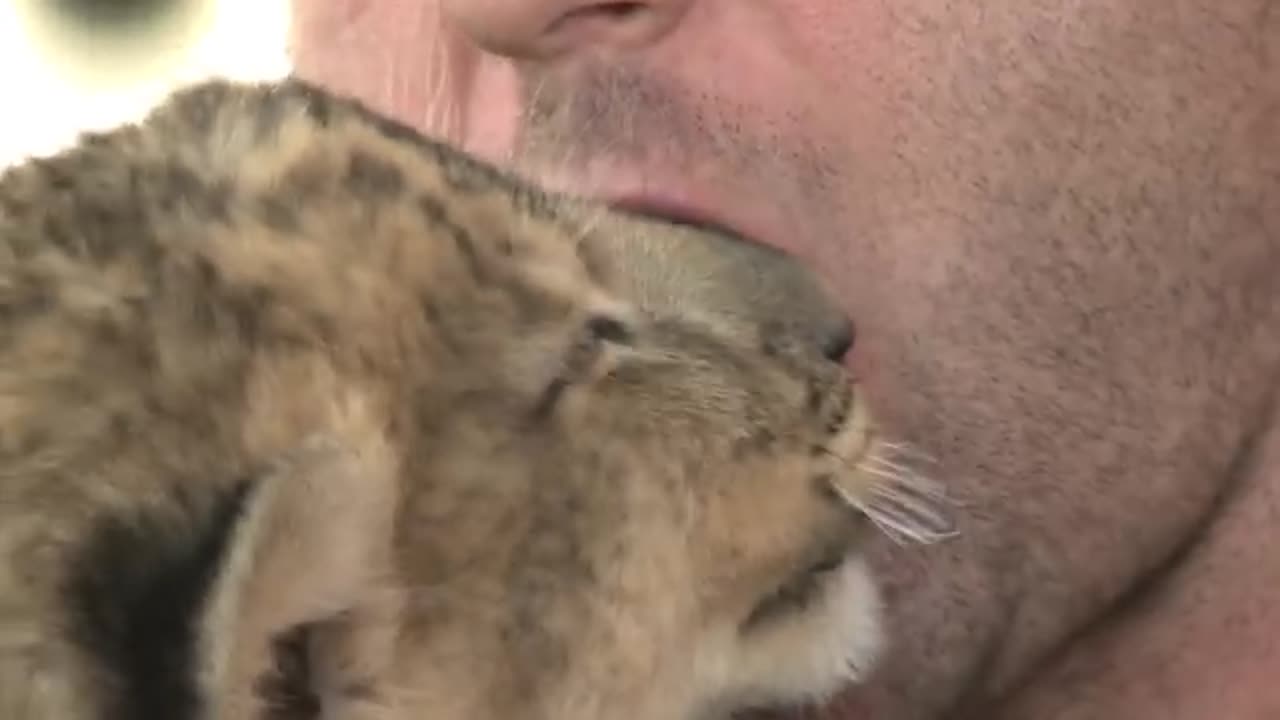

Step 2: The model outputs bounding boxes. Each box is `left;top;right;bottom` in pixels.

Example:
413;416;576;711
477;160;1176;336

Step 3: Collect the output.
198;437;404;720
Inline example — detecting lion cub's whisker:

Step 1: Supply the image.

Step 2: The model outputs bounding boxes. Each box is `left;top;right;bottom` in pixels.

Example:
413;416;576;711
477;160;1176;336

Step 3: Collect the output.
861;459;952;504
863;482;958;546
822;445;958;546
877;440;940;466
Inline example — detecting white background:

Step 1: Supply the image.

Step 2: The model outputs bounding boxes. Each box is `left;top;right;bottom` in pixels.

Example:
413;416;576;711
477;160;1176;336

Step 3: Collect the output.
0;0;293;169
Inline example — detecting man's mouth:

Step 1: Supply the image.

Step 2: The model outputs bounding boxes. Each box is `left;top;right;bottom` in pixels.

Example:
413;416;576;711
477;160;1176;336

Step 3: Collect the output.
601;189;860;366
608;194;766;248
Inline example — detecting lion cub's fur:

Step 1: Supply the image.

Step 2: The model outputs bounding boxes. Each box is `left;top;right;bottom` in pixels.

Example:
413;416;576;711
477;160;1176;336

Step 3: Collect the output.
0;78;934;720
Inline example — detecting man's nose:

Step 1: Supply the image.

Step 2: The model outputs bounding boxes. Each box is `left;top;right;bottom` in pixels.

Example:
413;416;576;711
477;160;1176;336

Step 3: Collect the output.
441;0;693;59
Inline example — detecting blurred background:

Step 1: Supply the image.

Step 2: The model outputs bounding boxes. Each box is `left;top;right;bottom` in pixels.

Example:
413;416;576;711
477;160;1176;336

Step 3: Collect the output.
1;0;292;168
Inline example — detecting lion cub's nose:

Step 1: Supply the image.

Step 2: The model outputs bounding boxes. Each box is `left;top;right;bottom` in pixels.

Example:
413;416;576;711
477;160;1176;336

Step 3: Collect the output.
583;211;858;362
820;316;855;363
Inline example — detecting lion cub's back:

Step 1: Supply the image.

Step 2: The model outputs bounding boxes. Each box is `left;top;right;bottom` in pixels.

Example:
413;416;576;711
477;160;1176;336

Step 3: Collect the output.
0;77;599;718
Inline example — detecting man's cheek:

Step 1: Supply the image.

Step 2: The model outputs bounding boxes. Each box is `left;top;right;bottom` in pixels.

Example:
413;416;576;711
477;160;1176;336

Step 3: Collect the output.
453;50;522;160
291;0;444;122
291;0;522;158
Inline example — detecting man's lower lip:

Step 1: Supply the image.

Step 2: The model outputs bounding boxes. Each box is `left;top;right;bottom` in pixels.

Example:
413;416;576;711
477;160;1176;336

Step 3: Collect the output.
607;196;755;244
606;192;864;376
609;195;854;313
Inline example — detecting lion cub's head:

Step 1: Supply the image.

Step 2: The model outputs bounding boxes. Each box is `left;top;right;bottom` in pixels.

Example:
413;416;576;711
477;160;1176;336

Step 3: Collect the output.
184;86;951;719
211;220;947;720
389;216;898;720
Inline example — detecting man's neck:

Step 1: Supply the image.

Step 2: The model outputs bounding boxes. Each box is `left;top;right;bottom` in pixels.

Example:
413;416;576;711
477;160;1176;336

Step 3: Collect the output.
993;412;1280;720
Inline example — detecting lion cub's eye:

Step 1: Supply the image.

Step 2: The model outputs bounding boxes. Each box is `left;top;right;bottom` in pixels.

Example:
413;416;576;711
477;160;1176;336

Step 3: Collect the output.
530;314;633;420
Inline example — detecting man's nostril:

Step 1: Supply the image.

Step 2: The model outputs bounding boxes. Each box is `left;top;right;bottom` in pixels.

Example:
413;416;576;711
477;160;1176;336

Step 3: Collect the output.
583;2;645;20
443;0;691;60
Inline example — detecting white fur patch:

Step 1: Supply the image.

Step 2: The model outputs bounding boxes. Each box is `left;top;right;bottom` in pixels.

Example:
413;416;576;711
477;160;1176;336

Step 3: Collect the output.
693;555;884;718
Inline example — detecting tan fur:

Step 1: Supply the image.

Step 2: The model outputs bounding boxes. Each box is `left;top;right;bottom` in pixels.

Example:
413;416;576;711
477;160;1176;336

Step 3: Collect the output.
0;78;945;720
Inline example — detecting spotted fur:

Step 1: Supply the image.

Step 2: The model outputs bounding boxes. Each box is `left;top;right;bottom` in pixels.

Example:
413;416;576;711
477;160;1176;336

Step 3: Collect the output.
0;78;942;720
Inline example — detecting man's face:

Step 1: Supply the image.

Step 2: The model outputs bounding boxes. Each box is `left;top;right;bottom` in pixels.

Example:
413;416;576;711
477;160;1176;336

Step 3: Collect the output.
294;1;1278;716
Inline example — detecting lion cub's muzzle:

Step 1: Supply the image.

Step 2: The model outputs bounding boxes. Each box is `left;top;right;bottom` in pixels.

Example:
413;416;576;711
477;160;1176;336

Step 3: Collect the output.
817;378;956;548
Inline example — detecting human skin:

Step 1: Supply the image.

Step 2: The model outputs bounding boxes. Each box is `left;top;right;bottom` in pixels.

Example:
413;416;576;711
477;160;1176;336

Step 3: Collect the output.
290;1;1280;718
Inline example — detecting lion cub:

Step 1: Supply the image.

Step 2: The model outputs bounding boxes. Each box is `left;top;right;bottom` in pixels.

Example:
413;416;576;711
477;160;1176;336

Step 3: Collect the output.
0;78;950;720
